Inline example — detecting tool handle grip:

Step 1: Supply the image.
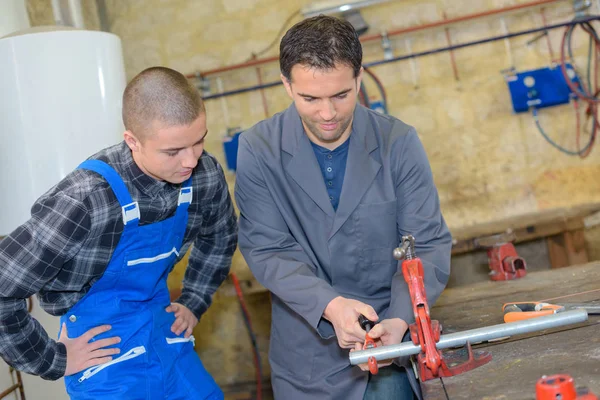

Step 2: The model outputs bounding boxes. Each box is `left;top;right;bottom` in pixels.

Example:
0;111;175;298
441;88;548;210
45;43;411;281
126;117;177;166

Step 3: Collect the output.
359;314;374;332
502;302;562;323
504;310;555;323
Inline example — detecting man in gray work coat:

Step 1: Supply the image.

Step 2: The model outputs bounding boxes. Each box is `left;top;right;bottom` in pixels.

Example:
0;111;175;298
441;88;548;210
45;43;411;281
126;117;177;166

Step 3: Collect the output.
235;16;452;400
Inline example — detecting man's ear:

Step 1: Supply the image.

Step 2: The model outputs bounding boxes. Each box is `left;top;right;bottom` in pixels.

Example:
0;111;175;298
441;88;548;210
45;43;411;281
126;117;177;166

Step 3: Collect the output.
124;130;140;152
356;67;364;92
281;73;293;99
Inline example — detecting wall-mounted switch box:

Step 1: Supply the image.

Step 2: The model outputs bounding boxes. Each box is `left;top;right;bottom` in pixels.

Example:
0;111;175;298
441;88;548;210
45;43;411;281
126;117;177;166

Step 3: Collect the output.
505;64;579;113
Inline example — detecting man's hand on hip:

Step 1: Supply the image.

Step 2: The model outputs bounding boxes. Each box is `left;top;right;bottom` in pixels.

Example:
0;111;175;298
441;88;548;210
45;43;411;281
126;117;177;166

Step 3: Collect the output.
59;323;121;377
323;296;378;349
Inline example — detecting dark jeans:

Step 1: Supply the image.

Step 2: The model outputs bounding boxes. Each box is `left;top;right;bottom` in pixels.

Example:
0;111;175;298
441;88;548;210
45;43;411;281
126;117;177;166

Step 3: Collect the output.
363;364;416;400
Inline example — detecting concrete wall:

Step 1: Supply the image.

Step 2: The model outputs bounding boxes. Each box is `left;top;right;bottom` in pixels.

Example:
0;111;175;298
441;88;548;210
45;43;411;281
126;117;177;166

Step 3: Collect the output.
94;0;600;235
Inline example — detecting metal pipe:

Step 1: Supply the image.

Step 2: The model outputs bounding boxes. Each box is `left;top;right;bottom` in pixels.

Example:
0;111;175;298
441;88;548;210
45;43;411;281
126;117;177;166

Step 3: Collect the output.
203;16;600;101
96;0;111;32
52;0;85;28
203;81;282;101
68;0;85;29
360;0;564;43
363;15;600;68
349;309;588;365
187;56;279;79
302;0;393;18
187;0;565;78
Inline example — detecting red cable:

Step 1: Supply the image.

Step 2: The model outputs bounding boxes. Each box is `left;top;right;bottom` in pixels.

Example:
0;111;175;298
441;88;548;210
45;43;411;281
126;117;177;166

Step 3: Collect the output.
573;99;581;153
579;27;599;158
231;273;262;400
579;23;600;157
363;67;388;107
559;23;599;157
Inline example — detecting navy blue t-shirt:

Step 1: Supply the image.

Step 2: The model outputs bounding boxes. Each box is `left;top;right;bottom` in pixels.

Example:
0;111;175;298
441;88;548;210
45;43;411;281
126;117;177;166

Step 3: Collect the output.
310;138;350;211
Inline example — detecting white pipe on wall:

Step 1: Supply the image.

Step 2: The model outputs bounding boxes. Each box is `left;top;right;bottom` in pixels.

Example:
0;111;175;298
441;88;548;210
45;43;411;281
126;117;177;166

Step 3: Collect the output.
0;0;30;38
51;0;63;25
68;0;84;28
52;0;85;28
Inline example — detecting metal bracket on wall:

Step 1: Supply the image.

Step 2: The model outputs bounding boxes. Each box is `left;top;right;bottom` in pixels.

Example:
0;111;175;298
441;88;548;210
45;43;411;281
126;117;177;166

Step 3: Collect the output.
404;38;419;89
380;32;394;61
573;0;593;17
442;12;460;84
500;17;515;71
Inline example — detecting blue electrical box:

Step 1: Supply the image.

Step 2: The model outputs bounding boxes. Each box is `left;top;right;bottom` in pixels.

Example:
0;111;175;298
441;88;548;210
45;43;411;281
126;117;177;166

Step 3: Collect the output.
223;131;242;171
369;100;386;114
505;64;579;113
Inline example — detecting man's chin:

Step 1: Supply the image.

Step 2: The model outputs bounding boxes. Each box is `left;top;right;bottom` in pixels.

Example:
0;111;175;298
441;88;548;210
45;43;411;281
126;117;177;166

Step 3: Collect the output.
317;132;344;143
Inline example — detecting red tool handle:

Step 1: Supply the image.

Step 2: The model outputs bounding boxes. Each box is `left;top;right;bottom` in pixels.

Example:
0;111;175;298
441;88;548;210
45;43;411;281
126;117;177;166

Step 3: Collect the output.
363;334;379;375
359;314;379;375
403;257;441;376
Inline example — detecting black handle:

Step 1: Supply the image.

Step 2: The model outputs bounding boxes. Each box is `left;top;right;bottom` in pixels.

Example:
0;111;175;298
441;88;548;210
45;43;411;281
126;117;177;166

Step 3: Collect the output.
358;314;374;333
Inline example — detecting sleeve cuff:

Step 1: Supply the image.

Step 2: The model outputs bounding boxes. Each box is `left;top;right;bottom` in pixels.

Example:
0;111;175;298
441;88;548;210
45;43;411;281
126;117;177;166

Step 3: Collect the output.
175;291;208;320
312;290;340;339
42;341;67;381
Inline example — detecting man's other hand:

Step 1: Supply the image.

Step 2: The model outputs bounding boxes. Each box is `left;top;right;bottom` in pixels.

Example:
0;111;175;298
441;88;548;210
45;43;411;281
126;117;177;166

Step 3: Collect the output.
166;302;198;338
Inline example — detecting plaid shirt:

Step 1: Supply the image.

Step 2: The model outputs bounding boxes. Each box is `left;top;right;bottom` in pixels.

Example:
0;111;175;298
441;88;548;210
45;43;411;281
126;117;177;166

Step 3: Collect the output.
0;141;237;380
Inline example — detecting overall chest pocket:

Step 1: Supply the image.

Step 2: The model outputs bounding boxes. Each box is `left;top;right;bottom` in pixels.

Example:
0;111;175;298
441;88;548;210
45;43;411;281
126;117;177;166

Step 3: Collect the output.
119;246;179;301
354;200;398;289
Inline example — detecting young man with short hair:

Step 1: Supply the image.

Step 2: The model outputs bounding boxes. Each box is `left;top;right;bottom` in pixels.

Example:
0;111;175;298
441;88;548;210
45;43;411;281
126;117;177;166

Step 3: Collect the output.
0;67;236;399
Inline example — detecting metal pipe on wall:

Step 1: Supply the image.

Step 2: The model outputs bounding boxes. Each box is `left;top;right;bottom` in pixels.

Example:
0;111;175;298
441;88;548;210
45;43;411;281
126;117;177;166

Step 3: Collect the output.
52;0;85;29
202;15;600;101
186;0;566;79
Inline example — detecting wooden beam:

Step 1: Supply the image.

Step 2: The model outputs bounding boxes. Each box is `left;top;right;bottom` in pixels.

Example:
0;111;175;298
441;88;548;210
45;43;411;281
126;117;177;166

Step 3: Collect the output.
451;213;587;255
547;230;589;269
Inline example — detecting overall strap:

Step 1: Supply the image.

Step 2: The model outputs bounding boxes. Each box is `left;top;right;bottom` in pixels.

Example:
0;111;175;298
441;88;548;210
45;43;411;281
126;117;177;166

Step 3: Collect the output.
78;159;140;228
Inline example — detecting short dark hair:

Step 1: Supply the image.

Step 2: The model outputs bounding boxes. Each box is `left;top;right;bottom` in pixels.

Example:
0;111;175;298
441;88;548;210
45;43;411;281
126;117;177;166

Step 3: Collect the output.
279;15;363;81
122;67;205;139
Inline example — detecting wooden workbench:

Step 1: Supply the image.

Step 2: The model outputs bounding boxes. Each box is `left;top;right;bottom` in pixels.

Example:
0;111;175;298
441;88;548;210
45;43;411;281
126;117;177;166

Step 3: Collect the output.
422;261;600;399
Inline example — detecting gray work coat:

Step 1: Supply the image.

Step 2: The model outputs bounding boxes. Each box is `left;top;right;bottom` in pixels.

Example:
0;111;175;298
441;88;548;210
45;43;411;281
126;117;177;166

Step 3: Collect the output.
235;103;452;400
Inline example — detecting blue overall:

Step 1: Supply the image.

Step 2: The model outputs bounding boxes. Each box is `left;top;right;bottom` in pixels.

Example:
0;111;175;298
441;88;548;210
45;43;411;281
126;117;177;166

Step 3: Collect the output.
58;160;223;400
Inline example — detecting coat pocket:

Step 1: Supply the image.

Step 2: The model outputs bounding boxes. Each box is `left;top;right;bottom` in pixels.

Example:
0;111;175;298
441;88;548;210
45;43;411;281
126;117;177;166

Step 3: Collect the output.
355;200;397;247
355;200;398;290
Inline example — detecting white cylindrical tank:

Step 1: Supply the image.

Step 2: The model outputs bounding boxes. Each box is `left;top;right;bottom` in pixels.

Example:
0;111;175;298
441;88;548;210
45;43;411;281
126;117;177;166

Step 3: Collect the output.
0;28;126;235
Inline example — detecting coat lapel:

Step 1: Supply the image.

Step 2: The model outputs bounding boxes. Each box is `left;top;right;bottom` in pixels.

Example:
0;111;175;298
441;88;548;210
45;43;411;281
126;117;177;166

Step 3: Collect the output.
329;106;381;240
282;104;336;217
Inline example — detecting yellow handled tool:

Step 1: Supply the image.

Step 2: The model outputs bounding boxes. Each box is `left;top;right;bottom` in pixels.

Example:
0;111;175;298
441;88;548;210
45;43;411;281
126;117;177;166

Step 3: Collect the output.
503;301;600;323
